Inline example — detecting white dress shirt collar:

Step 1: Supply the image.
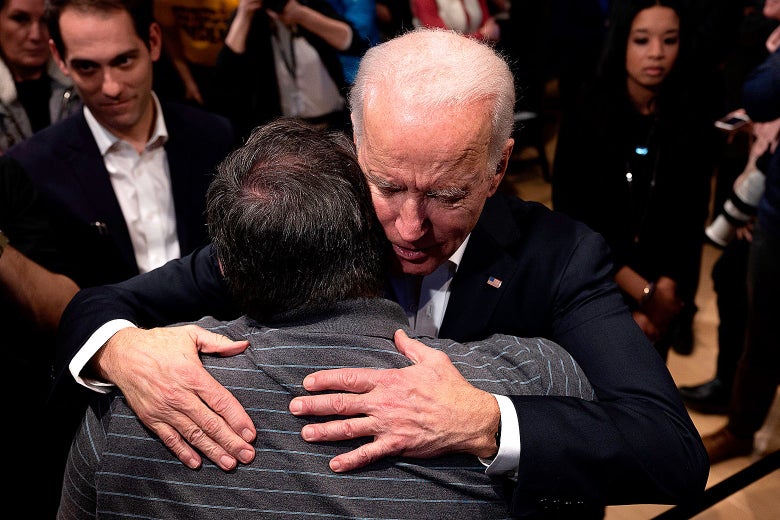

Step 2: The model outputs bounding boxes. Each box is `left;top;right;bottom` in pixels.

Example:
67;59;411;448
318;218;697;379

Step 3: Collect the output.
84;92;168;155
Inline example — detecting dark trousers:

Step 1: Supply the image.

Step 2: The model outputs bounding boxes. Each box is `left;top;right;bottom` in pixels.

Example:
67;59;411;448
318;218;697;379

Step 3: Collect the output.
728;223;780;438
712;237;750;390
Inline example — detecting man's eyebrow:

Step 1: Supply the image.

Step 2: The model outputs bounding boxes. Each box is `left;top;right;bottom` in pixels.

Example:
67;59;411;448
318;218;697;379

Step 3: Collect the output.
69;50;140;68
69;58;98;68
364;170;396;188
109;50;140;66
429;186;468;198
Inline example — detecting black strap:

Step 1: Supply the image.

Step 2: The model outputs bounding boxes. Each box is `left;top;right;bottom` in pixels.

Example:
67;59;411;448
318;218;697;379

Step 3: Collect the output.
652;450;780;519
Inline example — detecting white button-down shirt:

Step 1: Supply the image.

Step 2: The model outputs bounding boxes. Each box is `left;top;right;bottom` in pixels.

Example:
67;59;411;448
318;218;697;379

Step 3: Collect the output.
84;93;180;274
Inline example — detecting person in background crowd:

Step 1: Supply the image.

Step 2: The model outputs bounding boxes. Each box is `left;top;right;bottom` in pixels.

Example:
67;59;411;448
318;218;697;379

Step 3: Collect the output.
7;0;236;288
211;0;368;140
55;28;708;518
410;0;500;42
0;0;80;152
4;0;236;511
680;0;780;413
552;0;718;360
152;0;239;108
701;5;780;465
326;0;379;84
1;155;79;518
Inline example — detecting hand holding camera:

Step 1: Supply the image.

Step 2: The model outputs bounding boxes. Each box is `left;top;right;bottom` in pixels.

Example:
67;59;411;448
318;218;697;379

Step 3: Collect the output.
264;0;290;13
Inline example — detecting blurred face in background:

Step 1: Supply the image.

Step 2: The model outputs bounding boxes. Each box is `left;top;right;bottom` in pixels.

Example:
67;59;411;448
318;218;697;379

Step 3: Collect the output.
764;0;780;21
0;0;50;81
625;5;680;93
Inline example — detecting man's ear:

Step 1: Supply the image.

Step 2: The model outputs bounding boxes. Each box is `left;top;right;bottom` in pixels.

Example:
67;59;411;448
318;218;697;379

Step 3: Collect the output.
148;22;162;62
49;39;69;76
487;138;514;196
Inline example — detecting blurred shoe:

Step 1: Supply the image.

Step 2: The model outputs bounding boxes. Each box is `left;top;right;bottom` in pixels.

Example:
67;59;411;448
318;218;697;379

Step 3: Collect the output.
679;378;730;414
702;427;753;464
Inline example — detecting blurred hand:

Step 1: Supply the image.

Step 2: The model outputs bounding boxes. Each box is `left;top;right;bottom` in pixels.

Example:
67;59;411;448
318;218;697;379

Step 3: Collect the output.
271;0;301;25
93;325;256;470
751;118;780;156
477;17;501;42
289;329;500;472
632;310;661;342
237;0;264;16
642;276;683;337
182;79;204;106
735;221;755;242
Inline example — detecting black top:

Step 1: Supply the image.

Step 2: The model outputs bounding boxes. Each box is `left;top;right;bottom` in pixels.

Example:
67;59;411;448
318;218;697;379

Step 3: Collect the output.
552;84;718;304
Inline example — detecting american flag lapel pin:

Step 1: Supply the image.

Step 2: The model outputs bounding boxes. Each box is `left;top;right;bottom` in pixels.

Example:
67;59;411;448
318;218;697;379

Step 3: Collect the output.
487;276;502;289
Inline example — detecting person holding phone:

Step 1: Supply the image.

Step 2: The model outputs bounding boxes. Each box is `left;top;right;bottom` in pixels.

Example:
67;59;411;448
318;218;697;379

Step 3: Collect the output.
211;0;369;140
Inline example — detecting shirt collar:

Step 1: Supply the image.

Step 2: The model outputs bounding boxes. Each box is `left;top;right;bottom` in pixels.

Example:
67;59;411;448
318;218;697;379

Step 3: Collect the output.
447;234;470;273
84;92;168;155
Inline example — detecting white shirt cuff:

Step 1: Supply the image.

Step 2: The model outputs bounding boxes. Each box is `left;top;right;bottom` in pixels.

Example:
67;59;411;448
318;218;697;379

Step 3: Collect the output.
69;319;137;393
482;394;521;477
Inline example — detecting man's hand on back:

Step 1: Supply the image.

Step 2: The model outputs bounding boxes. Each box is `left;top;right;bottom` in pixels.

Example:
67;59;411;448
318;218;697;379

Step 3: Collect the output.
289;329;500;472
93;325;257;470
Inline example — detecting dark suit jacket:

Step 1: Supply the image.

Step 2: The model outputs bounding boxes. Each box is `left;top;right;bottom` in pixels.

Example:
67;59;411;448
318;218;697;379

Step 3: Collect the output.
6;101;236;288
57;194;709;517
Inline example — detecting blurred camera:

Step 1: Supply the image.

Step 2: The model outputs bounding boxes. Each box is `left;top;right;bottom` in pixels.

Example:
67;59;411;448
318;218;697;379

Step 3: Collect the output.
705;167;765;247
265;0;289;12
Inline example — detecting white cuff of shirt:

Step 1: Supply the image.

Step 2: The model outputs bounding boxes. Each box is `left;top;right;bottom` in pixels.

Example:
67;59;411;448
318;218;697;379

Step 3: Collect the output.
69;319;137;393
481;394;521;477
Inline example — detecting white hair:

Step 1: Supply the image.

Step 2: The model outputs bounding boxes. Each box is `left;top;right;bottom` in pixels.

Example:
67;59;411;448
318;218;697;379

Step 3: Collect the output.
349;28;515;170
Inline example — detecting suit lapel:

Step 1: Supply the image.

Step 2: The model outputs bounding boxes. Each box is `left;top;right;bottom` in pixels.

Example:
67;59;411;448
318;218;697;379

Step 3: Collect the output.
64;115;136;268
162;104;200;253
440;196;523;341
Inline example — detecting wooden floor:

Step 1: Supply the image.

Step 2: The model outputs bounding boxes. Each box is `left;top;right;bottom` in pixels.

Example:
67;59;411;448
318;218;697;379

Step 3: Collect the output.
501;103;780;519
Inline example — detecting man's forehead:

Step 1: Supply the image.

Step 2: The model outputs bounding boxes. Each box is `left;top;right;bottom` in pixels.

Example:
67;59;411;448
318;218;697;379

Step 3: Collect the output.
59;8;139;58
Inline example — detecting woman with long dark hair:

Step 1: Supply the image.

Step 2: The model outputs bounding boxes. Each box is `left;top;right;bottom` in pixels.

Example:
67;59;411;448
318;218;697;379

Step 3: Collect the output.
552;0;718;360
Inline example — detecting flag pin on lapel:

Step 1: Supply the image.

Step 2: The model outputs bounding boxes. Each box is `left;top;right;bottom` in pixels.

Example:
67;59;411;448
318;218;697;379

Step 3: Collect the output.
487;276;502;289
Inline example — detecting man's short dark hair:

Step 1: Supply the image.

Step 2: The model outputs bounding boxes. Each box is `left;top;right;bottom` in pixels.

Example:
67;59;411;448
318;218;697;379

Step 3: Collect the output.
207;118;389;321
46;0;154;59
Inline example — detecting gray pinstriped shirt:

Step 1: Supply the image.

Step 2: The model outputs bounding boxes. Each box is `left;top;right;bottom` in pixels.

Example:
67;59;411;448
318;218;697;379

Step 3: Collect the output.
58;298;595;519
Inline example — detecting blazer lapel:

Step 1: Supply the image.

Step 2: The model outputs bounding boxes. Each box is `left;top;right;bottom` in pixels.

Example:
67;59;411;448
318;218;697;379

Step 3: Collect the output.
64;115;136;268
440;196;522;341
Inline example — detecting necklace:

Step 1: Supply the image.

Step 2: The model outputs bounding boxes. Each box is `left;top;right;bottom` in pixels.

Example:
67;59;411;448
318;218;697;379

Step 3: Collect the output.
625;114;660;244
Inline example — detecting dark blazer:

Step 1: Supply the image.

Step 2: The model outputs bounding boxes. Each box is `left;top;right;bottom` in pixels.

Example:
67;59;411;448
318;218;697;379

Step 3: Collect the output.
57;194;709;517
6;101;236;288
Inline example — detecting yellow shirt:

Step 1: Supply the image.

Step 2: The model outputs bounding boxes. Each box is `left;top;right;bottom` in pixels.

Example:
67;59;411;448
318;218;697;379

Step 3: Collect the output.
154;0;239;67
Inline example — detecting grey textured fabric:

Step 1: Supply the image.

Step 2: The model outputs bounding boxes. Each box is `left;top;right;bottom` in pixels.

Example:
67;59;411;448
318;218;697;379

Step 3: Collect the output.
58;298;594;519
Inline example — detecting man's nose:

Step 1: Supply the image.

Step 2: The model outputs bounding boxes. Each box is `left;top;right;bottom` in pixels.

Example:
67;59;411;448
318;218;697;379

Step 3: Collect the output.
396;198;428;241
102;70;121;98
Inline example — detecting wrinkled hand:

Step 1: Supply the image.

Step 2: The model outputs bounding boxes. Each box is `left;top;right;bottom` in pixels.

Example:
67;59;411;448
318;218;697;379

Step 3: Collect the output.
93;325;256;470
289;329;499;472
